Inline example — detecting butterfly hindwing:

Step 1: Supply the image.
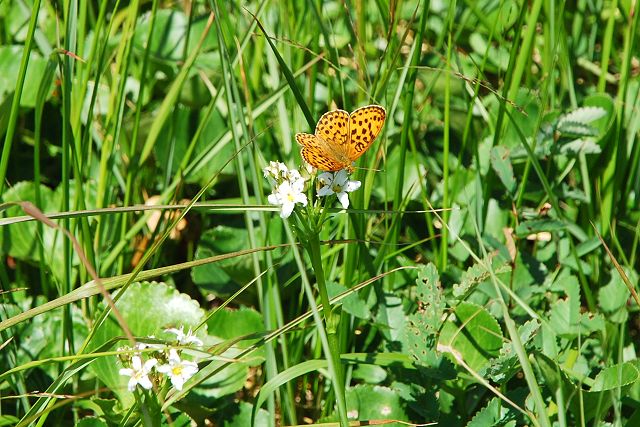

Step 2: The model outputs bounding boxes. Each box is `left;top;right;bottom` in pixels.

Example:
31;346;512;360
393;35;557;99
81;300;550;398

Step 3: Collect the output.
296;133;344;171
347;105;386;161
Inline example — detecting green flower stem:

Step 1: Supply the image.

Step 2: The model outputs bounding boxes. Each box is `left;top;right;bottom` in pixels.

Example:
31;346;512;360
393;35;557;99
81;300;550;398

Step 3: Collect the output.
306;231;348;427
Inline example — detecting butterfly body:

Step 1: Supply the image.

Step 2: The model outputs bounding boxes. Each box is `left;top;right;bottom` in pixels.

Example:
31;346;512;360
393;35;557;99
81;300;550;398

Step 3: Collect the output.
296;105;386;172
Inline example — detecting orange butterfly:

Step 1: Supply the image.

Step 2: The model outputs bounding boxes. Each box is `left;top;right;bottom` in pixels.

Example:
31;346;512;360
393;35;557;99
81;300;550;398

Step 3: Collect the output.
296;105;386;172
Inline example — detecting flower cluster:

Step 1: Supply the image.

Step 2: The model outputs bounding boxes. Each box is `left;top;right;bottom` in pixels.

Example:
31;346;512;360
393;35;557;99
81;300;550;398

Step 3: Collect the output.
264;161;361;217
118;326;202;392
317;170;361;209
264;161;308;218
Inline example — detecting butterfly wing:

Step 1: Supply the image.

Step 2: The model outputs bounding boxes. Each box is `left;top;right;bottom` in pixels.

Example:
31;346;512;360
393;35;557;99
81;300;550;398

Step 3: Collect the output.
315;109;350;149
346;105;386;161
296;133;345;171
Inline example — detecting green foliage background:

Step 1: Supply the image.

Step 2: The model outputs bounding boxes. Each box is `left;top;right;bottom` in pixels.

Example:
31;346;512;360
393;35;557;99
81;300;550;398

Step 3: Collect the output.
1;0;640;425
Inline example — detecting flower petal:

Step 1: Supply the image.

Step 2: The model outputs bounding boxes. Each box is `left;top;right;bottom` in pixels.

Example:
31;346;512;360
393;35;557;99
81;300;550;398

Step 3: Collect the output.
317;172;334;185
280;201;295;218
128;377;138;391
294;193;308;206
267;193;281;205
171;376;185;391
317;186;334;197
334;170;349;185
337;192;350;209
156;364;170;374
345;180;361;192
138;376;153;390
131;356;143;370
144;358;158;371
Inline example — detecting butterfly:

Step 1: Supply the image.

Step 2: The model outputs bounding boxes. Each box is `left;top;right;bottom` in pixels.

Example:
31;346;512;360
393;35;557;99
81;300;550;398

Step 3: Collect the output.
296;105;386;172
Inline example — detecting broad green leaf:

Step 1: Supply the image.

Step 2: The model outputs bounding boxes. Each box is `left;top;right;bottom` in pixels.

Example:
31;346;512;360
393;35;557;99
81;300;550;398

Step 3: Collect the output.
0;181;88;281
440;301;503;372
352;364;387;384
217;402;269;427
207;306;265;355
327;282;371;320
490;146;516;195
75;418;108;427
502;89;541;149
598;269;633;323
0;46;50;108
344;384;409;423
537;353;638;422
191;226;255;298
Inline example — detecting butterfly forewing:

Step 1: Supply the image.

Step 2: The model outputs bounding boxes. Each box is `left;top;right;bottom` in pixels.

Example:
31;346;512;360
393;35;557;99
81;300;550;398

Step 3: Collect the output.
347;105;386;161
296;133;345;171
315;109;349;148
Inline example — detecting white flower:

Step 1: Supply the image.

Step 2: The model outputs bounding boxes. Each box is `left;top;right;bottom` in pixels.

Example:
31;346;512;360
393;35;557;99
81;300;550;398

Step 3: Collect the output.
119;355;157;391
165;326;204;346
317;170;361;209
267;179;308;218
156;349;199;391
285;168;303;184
263;161;288;180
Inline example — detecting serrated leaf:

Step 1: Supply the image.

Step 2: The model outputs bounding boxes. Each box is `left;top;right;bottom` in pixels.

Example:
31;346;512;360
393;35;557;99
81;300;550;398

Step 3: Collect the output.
556;121;598;137
415;263;444;330
558;106;607;126
559;138;602;155
549;275;605;337
490;146;517;195
560;184;589;202
591;362;640;391
467;398;501;427
453;257;511;297
485;320;540;383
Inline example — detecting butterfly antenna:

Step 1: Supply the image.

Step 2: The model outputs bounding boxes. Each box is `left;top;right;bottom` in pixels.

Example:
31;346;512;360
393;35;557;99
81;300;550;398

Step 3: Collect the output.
353;166;384;172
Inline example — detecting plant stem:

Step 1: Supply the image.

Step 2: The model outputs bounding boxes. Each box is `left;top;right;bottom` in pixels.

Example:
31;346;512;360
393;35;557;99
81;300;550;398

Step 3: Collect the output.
306;232;348;427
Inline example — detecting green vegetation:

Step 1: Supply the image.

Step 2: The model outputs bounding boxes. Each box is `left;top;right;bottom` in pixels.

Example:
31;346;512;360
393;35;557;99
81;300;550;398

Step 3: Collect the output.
1;0;640;426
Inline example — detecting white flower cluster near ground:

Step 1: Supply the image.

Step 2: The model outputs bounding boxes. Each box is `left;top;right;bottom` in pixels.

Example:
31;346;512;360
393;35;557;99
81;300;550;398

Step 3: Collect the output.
118;326;203;392
264;161;308;218
263;161;361;218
